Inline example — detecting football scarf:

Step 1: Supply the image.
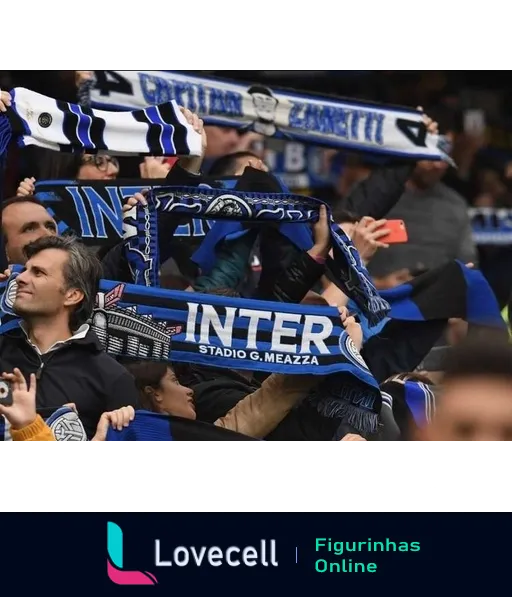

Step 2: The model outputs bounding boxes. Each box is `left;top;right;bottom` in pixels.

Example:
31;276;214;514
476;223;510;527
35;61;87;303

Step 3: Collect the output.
84;71;451;162
0;87;202;158
123;184;390;326
0;272;382;434
352;260;507;343
0;406;87;442
104;410;270;448
380;379;437;435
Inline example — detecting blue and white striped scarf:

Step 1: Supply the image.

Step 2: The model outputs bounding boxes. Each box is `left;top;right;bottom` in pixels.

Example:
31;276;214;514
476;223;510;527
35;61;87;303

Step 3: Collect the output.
84;71;451;163
0;407;87;441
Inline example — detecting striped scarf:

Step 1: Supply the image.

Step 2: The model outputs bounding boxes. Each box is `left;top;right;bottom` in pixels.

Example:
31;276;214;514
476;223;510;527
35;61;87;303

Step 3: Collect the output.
0;88;202;158
84;70;452;163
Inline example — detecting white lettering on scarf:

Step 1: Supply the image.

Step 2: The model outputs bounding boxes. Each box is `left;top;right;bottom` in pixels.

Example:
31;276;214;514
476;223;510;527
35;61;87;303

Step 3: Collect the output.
89;71;448;160
186;303;333;355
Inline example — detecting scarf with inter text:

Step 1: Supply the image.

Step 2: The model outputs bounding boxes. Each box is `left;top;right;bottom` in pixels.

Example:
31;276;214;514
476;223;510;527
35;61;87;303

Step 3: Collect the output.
104;281;382;433
123;184;390;326
0;272;382;434
34;180;495;253
0;87;202;159
82;71;451;163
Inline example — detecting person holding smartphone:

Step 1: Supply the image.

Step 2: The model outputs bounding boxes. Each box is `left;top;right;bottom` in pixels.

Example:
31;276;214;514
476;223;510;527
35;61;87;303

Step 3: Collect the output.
0;367;135;441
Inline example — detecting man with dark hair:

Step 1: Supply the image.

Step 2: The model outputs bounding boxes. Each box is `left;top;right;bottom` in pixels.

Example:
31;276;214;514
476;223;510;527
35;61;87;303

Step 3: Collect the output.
0;235;139;438
1;195;58;265
367;156;478;288
0;194;140;283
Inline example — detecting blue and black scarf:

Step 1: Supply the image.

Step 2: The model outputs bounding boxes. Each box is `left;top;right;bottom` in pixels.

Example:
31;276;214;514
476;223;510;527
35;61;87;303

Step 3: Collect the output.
93;280;382;433
352;260;507;344
106;411;260;441
380;379;437;438
0;266;382;433
347;261;507;382
123;183;389;327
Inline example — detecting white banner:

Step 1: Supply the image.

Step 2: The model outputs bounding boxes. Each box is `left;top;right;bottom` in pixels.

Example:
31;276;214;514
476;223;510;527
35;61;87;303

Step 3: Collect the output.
86;71;451;162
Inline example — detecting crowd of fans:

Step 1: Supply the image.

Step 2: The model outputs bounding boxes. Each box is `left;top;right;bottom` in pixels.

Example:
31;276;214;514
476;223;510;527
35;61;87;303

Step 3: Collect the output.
1;70;512;442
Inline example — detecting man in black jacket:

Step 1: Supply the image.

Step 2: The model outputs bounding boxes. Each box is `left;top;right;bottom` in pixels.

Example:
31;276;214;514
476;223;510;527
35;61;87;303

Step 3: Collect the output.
0;235;139;438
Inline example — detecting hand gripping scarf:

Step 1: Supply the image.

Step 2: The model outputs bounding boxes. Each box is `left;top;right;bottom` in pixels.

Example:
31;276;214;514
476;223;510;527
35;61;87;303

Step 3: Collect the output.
84;70;452;163
0;267;383;436
123;185;390;327
93;280;382;434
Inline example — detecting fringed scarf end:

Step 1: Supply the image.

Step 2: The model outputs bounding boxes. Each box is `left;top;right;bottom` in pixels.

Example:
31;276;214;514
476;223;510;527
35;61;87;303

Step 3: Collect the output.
307;377;382;436
365;295;391;327
313;397;379;436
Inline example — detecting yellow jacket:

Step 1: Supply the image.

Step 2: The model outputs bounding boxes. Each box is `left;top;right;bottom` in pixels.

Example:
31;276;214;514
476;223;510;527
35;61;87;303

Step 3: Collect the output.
10;415;56;441
11;373;319;441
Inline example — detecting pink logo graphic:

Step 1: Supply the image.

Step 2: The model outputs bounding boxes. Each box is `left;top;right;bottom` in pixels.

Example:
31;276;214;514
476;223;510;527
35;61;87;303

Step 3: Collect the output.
107;522;158;585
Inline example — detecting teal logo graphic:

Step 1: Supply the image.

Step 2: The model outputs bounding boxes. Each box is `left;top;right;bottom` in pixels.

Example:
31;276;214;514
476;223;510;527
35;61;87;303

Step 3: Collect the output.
107;522;157;585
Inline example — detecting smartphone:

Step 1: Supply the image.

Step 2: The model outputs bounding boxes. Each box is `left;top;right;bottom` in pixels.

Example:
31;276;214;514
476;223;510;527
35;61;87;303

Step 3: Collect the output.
379;220;408;244
0;379;13;406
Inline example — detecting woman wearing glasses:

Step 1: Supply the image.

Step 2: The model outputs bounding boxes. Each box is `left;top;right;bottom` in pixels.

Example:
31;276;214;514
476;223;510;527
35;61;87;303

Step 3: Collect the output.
15;151;193;194
15;152;120;196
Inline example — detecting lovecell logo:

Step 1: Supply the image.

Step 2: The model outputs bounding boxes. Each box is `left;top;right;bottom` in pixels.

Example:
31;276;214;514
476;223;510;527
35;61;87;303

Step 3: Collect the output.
107;522;158;585
107;521;278;585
